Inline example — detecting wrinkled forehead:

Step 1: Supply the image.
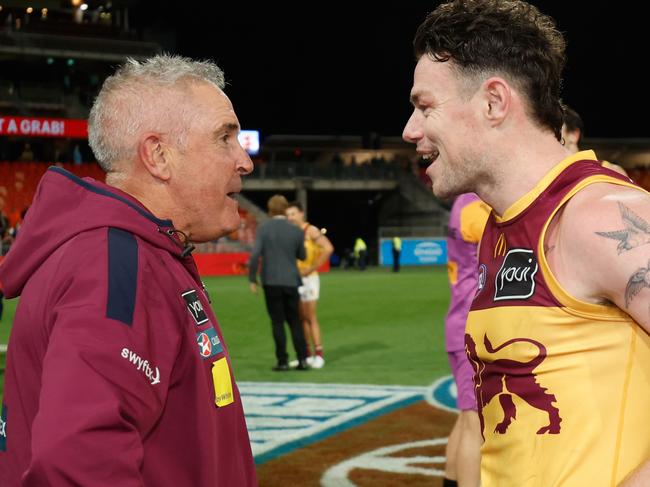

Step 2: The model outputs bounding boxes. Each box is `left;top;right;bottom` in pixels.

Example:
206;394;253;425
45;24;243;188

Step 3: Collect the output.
187;81;240;129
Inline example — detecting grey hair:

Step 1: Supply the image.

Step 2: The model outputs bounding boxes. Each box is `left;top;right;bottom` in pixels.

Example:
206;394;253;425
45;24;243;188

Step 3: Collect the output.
88;54;226;172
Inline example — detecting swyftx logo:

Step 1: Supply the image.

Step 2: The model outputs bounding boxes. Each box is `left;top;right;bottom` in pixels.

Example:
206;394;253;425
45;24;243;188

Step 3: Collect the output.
121;348;161;385
494;248;538;301
0;404;7;452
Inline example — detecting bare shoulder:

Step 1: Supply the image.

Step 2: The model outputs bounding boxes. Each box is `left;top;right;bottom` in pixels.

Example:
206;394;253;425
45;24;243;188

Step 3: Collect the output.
551;182;650;329
559;182;650;250
306;224;322;240
307;224;333;251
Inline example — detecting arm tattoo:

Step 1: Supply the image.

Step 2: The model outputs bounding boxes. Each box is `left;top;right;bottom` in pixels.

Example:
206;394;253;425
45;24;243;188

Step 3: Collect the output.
595;202;650;254
625;259;650;308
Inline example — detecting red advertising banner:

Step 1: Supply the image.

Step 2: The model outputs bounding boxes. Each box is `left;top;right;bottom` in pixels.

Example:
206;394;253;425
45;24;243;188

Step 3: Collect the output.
0;116;88;138
194;253;251;276
193;252;331;277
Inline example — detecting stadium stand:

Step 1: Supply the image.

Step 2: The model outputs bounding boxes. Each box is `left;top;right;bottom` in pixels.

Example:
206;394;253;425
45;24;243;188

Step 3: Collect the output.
0;160;259;275
0;161;104;216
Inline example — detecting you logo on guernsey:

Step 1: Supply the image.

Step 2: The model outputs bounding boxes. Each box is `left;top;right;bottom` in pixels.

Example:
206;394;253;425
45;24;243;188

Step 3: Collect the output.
182;289;209;325
494;248;539;301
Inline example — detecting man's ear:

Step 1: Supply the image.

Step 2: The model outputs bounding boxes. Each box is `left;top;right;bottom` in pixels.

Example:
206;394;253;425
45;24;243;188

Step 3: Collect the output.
480;77;512;127
138;133;172;181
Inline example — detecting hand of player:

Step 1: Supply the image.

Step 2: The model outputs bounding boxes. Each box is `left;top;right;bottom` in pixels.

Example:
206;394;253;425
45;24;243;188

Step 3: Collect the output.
249;282;258;294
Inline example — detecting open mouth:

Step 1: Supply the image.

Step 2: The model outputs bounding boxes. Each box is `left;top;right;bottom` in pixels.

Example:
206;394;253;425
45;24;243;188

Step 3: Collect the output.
421;149;439;163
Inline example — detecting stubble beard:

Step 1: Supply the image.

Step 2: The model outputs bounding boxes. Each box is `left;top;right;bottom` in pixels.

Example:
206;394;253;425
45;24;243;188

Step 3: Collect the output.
432;154;480;200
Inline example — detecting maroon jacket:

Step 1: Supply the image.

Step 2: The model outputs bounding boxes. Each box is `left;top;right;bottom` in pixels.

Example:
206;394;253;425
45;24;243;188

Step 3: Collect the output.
0;167;257;486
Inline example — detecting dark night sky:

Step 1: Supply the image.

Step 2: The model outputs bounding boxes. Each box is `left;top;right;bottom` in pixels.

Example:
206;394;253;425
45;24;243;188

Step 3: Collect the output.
136;2;649;140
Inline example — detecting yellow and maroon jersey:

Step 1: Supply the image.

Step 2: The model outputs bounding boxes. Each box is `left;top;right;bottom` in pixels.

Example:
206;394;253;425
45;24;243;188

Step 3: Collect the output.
297;222;321;276
466;151;650;486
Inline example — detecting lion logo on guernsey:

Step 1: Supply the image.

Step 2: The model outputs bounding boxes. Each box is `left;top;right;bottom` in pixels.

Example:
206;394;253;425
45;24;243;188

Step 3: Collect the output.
465;333;561;437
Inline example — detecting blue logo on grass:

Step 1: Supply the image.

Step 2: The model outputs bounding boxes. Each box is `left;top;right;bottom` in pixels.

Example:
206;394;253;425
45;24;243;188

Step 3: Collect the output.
425;375;458;412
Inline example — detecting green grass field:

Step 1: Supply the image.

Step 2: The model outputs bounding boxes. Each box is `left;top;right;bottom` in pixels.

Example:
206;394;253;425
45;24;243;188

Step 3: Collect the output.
0;267;452;402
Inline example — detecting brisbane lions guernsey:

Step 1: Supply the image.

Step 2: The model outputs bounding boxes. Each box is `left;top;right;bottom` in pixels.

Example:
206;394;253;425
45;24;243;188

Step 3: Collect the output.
466;151;650;486
297;222;321;277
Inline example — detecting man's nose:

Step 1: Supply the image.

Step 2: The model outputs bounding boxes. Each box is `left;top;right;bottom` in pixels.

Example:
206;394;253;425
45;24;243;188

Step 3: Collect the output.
403;110;424;143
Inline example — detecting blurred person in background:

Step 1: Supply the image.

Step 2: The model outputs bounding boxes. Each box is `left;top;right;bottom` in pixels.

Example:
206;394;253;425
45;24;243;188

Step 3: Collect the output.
18;143;34;162
249;194;309;371
0;207;8;251
0;55;256;486
286;201;334;369
392;235;402;272
562;105;629;176
353;236;368;270
443;193;490;487
0;207;10;321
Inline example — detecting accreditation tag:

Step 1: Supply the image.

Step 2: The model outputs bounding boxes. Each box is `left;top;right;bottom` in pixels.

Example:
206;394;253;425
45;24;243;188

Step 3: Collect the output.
212;358;234;407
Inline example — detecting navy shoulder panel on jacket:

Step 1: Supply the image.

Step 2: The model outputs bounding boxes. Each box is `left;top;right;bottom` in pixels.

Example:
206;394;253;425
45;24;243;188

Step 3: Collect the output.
106;227;138;326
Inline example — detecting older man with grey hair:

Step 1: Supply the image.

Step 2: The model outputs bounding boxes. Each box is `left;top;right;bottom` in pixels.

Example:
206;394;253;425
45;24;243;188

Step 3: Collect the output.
0;55;257;486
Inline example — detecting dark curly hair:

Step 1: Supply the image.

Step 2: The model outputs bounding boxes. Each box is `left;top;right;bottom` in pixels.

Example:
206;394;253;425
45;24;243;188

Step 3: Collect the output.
414;0;566;140
562;105;584;143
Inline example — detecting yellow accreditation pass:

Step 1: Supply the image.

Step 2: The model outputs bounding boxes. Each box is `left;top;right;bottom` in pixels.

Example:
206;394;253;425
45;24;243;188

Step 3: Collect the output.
212;357;234;407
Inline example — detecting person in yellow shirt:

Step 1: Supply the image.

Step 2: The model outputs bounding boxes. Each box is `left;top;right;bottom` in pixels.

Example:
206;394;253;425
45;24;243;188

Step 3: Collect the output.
392;236;402;272
353;237;368;270
286;201;334;368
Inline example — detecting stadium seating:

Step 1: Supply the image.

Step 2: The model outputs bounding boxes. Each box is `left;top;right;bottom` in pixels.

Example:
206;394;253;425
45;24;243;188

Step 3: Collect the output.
0;161;105;215
0;162;258;275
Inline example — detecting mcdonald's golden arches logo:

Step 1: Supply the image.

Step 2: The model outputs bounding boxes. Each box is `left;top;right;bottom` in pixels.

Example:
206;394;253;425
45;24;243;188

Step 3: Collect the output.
494;233;507;258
